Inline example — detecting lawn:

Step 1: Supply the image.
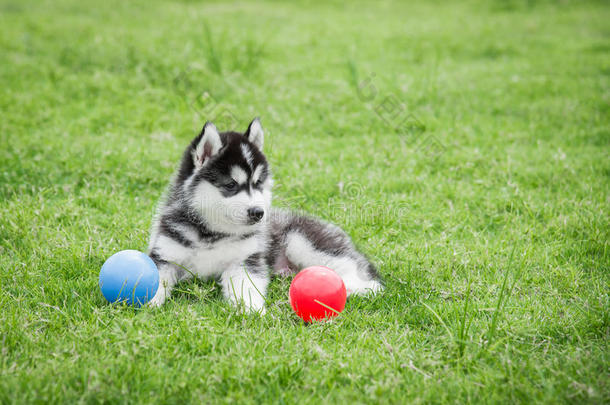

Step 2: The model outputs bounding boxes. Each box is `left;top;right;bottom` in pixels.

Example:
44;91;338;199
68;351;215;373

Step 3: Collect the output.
0;0;608;403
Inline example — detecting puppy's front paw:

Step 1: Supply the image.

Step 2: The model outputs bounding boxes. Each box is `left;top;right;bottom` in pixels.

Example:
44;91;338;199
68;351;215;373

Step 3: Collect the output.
241;296;267;315
147;288;167;308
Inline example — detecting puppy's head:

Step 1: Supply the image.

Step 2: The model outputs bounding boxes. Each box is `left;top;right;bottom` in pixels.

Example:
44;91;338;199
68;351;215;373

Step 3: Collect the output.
181;118;272;235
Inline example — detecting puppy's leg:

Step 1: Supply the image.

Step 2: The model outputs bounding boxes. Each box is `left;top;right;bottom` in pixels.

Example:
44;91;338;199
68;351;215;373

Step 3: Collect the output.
148;261;192;307
220;253;269;314
270;210;383;295
284;232;383;295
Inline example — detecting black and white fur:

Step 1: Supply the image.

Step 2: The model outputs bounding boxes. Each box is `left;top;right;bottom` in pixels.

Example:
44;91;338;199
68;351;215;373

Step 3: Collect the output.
148;119;382;312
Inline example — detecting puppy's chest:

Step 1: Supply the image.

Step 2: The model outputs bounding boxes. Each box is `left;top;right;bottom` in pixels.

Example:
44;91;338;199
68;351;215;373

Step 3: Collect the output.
187;235;263;276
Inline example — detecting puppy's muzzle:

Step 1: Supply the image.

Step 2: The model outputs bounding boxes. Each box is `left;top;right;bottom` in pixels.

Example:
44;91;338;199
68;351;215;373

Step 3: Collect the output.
247;207;264;224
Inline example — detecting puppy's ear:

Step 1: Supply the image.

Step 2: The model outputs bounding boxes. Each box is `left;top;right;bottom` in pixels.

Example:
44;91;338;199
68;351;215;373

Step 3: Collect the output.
193;122;222;168
245;117;264;150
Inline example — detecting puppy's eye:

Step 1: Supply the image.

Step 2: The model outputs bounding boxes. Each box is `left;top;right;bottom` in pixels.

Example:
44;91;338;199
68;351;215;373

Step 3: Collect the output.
225;180;238;190
254;179;263;187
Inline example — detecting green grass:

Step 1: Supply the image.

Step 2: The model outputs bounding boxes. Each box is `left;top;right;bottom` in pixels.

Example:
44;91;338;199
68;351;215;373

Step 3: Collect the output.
1;0;609;403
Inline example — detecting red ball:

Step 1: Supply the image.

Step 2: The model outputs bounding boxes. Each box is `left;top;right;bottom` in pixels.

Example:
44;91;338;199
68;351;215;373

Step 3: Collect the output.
289;266;347;322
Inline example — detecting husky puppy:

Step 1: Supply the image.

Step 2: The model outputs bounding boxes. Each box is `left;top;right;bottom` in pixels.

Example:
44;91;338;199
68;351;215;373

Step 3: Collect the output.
148;119;382;312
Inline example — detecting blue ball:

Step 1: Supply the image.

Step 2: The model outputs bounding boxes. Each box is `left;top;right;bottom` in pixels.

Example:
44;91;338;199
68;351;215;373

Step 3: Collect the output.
99;250;159;306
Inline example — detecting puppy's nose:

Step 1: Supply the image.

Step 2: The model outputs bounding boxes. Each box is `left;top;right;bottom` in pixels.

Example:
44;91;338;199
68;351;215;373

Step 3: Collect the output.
247;207;264;223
